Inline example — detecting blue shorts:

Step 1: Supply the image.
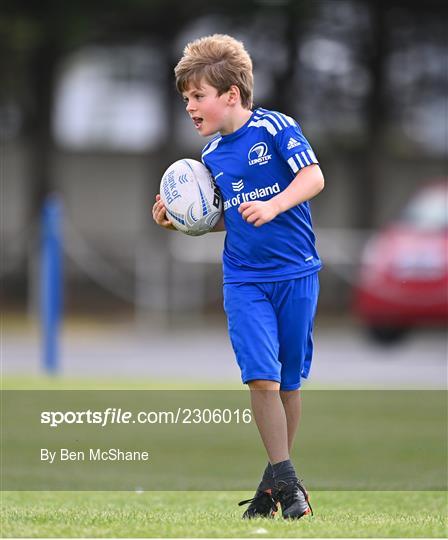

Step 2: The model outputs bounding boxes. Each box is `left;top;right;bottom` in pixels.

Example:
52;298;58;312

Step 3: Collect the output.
223;273;319;391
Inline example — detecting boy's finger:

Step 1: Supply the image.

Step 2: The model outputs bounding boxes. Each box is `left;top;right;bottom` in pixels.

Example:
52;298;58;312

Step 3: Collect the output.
242;207;257;220
238;202;251;213
246;213;258;224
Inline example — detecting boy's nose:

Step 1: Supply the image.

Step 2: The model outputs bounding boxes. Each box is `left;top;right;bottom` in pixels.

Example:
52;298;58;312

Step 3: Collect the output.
186;101;196;113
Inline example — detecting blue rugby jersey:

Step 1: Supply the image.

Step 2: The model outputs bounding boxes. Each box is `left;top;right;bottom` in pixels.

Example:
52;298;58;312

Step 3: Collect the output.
202;107;322;283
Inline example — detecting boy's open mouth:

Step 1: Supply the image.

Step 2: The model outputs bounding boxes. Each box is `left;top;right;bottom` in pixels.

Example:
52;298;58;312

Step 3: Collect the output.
192;117;203;129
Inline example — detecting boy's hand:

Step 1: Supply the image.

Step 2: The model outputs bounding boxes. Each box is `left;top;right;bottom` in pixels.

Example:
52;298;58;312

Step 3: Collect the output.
238;200;280;227
152;194;176;230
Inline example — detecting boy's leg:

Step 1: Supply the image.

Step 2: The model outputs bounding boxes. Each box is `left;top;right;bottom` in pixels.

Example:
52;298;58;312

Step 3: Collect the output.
239;379;291;518
273;387;312;519
273;274;316;471
224;281;290;464
280;389;301;453
270;274;319;519
223;282;286;517
248;381;309;519
223;281;312;519
252;389;301;494
248;380;289;464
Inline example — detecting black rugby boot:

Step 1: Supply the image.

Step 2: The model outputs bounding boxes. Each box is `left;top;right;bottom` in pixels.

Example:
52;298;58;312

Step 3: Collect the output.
238;488;278;519
275;479;313;519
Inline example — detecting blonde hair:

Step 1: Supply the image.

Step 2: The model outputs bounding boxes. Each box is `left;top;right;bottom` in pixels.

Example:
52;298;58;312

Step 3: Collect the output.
175;34;254;109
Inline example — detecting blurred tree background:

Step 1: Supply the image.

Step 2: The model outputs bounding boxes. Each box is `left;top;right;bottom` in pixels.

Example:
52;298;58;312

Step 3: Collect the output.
1;0;446;317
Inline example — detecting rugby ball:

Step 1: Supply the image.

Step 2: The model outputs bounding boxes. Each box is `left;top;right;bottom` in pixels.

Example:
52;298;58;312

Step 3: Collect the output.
160;159;222;236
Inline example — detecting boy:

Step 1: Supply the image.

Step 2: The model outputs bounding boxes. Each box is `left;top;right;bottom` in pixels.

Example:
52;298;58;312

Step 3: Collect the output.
153;34;324;520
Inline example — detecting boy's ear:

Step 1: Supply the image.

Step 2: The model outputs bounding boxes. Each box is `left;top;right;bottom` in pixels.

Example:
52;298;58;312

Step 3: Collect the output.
227;85;241;105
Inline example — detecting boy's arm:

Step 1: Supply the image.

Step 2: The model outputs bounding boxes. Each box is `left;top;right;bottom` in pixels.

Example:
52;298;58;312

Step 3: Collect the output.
239;164;324;227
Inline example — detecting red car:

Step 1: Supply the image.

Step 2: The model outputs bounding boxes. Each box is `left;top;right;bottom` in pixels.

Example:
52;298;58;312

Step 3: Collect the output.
353;181;448;342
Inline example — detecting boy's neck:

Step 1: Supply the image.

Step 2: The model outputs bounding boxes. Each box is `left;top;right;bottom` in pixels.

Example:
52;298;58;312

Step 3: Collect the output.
220;108;253;136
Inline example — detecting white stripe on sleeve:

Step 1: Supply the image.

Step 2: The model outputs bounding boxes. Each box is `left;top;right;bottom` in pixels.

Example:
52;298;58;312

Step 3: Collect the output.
287;157;299;173
306;149;318;163
295;153;304;168
301;151;311;165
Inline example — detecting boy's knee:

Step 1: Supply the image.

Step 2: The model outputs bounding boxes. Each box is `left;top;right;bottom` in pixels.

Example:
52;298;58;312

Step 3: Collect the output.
248;380;280;390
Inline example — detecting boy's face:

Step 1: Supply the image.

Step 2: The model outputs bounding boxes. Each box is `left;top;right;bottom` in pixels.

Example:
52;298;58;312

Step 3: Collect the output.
182;80;230;136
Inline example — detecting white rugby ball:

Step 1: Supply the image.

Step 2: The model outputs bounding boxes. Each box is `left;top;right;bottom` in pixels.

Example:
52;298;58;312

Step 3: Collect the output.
160;159;222;236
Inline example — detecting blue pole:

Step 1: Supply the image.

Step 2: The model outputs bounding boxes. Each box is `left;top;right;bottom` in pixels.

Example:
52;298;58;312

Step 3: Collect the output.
41;194;63;374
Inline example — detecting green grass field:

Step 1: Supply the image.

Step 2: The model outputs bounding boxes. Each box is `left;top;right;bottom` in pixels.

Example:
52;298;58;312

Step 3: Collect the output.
1;377;447;537
2;490;446;537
